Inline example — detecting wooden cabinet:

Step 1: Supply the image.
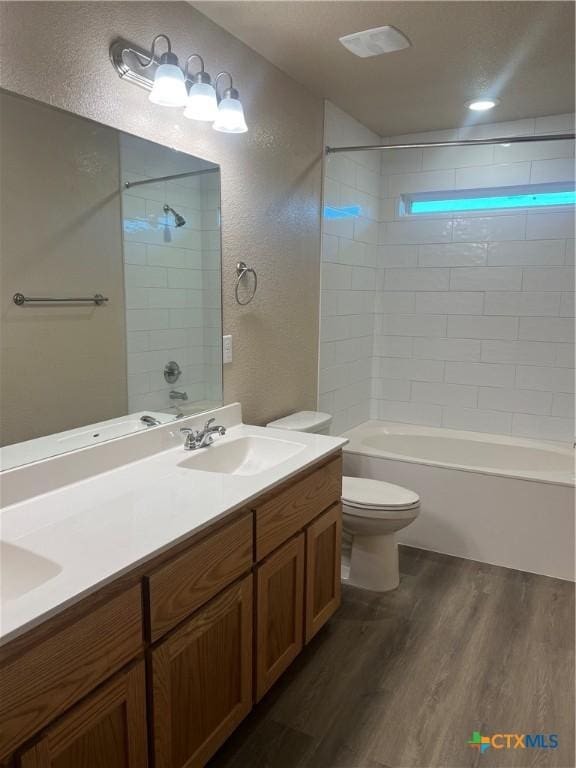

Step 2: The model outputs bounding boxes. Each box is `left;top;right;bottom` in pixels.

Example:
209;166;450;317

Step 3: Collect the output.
305;503;342;643
151;576;253;768
19;662;148;768
256;534;305;701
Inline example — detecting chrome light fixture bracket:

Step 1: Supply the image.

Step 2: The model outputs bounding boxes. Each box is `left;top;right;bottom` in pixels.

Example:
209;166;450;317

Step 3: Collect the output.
110;36;194;92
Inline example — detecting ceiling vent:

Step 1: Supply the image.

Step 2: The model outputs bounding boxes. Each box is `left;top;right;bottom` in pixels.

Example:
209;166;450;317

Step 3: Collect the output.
339;25;411;58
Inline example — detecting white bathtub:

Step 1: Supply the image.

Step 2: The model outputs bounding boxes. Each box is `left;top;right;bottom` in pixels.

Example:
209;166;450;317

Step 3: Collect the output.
342;421;575;581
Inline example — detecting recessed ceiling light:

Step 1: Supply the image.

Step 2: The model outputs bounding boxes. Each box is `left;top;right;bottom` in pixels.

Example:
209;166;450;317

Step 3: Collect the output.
467;98;499;112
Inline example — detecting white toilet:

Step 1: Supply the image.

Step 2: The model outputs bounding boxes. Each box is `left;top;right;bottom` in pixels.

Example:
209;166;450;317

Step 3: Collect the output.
266;411;421;592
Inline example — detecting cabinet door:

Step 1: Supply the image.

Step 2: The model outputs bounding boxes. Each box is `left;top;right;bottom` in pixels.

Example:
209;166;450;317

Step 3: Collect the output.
256;534;305;701
19;662;148;768
151;575;253;768
305;504;342;643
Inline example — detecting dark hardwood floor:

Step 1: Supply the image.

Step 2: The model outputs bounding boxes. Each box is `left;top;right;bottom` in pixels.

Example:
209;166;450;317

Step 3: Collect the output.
209;546;575;768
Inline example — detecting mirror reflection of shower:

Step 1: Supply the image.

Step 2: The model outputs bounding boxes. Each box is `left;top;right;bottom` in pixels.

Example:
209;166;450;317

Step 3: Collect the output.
163;204;186;228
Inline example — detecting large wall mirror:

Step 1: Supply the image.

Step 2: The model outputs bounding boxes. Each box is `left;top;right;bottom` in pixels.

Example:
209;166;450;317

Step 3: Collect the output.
0;89;223;470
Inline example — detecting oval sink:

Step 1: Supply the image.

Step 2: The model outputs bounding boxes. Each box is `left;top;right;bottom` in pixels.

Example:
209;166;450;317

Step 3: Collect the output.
178;435;306;476
1;542;62;601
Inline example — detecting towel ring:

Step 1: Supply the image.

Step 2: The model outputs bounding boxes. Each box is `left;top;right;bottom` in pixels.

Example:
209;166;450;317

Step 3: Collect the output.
235;261;257;305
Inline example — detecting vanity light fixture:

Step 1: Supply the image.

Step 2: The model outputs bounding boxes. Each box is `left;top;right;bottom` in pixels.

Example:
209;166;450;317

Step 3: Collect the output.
184;54;219;121
110;36;248;131
213;72;248;134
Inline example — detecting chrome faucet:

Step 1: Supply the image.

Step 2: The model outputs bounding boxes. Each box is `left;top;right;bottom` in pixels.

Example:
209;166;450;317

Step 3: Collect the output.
170;390;188;401
180;418;227;451
140;414;161;427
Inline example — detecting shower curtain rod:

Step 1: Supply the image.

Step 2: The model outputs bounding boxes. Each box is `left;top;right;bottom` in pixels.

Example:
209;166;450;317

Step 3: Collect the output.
124;166;219;190
325;132;576;154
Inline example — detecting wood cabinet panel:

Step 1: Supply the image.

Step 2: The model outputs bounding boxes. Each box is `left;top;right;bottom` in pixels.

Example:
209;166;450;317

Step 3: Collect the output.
18;662;148;768
146;513;253;642
256;535;305;701
305;504;342;643
255;456;342;560
151;576;253;768
0;586;142;761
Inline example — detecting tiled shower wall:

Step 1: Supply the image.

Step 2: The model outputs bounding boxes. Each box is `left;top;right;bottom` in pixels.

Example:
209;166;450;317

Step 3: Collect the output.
121;135;222;414
320;104;575;441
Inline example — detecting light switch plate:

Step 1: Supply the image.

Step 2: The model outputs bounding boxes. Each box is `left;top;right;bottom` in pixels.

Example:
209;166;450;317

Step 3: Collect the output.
223;335;233;364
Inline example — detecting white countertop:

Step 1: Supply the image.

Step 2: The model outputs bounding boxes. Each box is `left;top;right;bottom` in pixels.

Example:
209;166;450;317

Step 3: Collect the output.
0;412;346;646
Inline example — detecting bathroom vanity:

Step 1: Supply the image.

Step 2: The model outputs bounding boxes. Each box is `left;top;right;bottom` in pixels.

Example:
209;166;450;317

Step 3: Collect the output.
0;408;345;768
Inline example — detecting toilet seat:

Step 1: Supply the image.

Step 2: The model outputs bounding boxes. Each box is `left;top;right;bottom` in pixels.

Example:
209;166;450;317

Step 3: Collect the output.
342;476;420;518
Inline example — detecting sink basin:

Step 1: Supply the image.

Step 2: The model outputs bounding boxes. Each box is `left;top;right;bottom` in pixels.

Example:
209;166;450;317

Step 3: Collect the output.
1;542;62;601
178;435;306;476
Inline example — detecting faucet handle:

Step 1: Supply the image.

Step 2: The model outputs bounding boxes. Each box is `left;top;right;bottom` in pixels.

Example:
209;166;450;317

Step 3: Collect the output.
180;427;194;434
203;417;216;431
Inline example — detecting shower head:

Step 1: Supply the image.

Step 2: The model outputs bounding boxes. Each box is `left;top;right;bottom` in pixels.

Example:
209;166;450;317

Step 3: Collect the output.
163;204;186;228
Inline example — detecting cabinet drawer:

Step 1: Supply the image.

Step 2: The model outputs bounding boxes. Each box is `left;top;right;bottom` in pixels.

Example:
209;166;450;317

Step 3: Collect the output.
255;455;342;560
0;586;142;760
146;513;253;642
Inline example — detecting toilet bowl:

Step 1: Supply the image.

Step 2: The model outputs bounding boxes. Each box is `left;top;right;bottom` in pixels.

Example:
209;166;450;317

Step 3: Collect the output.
266;411;421;592
342;477;420;592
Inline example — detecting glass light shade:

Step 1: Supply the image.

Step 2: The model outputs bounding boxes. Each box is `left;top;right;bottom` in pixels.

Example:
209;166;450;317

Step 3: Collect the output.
149;63;187;107
183;82;219;121
213;97;248;133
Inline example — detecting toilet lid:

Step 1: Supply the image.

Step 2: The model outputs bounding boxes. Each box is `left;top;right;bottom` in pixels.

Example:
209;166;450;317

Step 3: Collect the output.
342;476;420;512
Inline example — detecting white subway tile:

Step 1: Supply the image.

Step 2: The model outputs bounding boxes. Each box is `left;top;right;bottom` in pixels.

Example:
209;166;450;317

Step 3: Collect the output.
374;292;416;314
522;267;574;292
458;118;535;140
552;393;574;418
356;165;381;196
448;316;518;340
319;364;350;394
128;372;151;396
339;238;366;266
377;244;418;267
487;240;566;266
323;215;355;239
372;379;412;401
483;292;561;316
526;211;575;240
516;365;574;394
321;315;351;342
412;381;477;408
126;309;169;332
124;243;147;265
387;169;456;197
494;139;575;164
518;317;573;342
478;387;552;415
418;243;487;267
351;266;377;290
455;162;530;189
413;337;481;361
381;219;453;245
354;217;378;244
530;157;576;184
373;336;413;358
512;414;573;442
481;340;556;365
323;263;352;290
381;147;423;174
421;144;494;171
376;357;445;382
321;234;339;263
450;267;522;291
442;407;512;434
565;240;575;266
148;329;188;351
127;331;149;353
560;293;575;317
452;216;526;242
377;400;443;426
556;343;574;368
415;292;484;315
125;265;167;288
385;268;450;291
378;314;447;337
321;291;338;317
445;362;516;388
534;114;575;134
337;291;374;315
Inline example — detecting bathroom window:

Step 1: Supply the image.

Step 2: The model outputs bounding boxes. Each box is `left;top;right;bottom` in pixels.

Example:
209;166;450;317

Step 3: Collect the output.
402;182;576;215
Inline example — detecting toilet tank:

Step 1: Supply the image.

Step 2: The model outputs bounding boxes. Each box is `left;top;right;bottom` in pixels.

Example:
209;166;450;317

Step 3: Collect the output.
266;410;333;435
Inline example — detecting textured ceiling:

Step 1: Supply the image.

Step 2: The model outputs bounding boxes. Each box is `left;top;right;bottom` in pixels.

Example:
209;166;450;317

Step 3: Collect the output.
193;1;575;136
